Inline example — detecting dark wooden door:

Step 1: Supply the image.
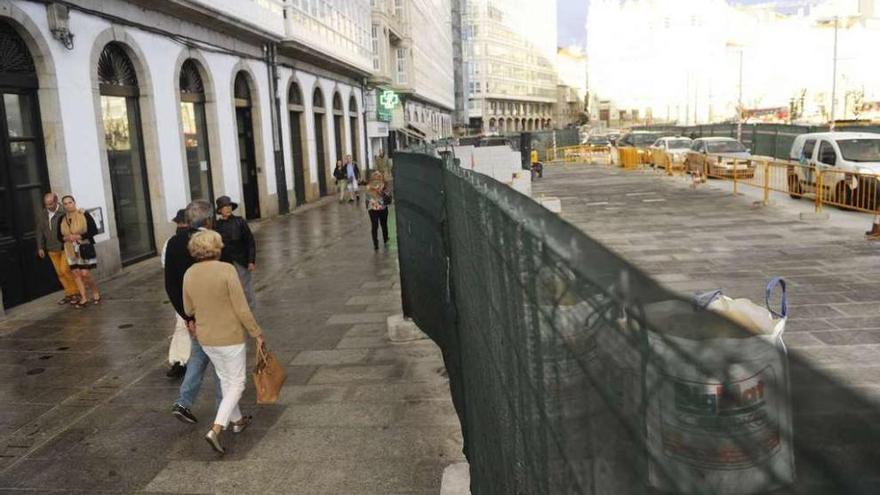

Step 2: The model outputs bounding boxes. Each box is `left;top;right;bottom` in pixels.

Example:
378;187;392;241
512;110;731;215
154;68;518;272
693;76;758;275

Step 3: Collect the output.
314;113;327;197
0;90;56;309
236;106;260;219
290;111;306;206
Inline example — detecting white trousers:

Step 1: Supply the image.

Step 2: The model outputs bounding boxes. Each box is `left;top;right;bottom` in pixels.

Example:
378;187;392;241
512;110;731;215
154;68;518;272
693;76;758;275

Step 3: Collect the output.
202;343;246;427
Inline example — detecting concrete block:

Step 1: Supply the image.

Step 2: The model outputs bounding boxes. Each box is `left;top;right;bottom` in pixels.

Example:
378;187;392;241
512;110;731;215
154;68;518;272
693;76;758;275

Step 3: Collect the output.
440;462;471;495
387;314;428;342
539;196;562;213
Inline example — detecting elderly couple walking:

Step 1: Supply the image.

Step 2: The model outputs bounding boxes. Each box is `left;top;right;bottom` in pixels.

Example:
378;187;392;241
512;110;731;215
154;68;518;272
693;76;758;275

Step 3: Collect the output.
165;197;264;455
35;193;102;309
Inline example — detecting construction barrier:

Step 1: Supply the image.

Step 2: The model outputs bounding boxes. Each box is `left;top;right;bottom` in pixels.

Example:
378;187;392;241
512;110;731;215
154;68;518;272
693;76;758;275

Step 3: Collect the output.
545;145;613;166
694;156;880;215
539;145;878;217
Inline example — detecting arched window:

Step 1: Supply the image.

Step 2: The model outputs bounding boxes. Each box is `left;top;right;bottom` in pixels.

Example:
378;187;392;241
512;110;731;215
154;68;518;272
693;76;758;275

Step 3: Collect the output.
179;59;213;202
98;42;155;264
289;82;303;107
313;87;324;109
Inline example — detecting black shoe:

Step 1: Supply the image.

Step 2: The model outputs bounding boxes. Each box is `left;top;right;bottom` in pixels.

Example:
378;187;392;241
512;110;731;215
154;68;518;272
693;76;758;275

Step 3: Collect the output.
172;404;197;424
373;245;379;251
166;363;186;379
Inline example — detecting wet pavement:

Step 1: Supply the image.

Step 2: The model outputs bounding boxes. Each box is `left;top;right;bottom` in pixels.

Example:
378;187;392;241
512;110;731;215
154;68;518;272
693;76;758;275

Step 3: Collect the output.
534;164;880;389
0;198;463;494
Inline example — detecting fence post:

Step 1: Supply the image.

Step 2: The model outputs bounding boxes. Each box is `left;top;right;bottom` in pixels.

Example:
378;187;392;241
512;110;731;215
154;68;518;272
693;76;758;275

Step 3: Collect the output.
763;161;770;205
733;159;739;195
815;169;823;213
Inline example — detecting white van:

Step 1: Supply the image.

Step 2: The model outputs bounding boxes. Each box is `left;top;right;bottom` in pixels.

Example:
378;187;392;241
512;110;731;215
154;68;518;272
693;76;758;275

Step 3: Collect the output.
788;132;880;204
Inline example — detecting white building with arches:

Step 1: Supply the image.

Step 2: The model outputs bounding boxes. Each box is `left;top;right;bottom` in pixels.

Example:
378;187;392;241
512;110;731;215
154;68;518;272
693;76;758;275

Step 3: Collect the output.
0;0;373;312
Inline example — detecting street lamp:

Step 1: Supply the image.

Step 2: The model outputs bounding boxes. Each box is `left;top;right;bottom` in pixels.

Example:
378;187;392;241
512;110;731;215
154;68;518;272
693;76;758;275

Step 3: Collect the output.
725;42;744;142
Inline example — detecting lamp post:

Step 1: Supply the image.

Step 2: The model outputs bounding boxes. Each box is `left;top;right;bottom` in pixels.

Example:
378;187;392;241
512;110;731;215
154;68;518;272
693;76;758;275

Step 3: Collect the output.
830;16;839;131
726;42;744;142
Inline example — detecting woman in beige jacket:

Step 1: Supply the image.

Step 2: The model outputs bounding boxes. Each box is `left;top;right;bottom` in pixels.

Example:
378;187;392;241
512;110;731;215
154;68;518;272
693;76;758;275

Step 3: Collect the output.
183;230;264;454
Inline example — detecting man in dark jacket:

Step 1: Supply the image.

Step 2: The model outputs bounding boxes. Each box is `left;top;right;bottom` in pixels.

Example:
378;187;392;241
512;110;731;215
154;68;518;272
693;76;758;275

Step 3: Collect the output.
214;196;257;309
165;199;221;424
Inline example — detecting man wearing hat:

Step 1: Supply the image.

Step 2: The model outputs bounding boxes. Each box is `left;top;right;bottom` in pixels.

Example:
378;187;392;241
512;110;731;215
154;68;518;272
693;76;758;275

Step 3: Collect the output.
214;196;257;309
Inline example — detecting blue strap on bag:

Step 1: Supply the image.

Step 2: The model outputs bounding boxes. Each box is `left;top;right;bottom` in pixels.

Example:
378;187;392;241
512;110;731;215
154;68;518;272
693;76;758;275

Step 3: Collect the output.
765;277;787;319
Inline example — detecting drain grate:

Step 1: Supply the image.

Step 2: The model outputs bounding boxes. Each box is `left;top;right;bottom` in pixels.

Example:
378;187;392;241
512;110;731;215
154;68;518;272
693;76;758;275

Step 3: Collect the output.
25;368;45;376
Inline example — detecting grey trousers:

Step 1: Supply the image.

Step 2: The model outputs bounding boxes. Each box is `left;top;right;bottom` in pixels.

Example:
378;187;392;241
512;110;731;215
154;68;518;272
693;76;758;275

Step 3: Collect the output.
233;262;256;310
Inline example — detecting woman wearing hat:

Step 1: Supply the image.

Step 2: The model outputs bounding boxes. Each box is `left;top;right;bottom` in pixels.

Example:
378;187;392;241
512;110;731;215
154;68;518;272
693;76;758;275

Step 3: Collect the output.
365;171;392;251
214;196;257;309
56;195;101;308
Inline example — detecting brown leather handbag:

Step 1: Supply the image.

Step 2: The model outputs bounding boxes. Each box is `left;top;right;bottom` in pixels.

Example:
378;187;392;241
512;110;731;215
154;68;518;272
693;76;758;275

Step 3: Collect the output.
252;343;286;404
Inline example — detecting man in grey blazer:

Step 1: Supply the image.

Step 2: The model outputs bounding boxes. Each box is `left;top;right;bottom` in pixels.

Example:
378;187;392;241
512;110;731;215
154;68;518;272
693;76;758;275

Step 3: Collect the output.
36;192;79;304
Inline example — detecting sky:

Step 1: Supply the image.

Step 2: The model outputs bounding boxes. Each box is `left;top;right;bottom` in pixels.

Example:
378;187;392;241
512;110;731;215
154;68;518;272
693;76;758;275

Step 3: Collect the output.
557;0;818;47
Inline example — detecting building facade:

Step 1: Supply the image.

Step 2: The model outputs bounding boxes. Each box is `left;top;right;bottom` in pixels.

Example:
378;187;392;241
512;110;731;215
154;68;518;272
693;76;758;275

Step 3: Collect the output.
462;0;558;135
587;0;880;127
367;0;455;155
554;46;587;128
0;0;373;311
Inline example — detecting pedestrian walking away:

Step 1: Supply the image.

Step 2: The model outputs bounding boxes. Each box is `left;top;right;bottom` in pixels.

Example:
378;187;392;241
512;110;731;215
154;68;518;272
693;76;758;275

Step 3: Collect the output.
344;154;361;204
366;171;392;251
165;200;223;425
214;196;257;309
57;195;101;309
333;159;347;203
163;209;191;379
183;229;266;454
36;192;78;305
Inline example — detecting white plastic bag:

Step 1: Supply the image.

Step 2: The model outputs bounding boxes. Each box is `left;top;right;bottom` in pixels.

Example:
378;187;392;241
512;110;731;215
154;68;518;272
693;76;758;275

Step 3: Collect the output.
168;315;191;365
646;278;794;495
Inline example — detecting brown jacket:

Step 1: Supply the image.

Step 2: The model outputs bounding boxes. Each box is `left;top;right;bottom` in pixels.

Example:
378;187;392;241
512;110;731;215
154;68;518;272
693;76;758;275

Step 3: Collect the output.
183;260;263;346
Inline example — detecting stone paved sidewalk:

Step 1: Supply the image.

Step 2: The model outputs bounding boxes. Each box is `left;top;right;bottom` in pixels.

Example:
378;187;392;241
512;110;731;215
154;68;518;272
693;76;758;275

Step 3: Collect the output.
534;165;880;388
0;198;463;494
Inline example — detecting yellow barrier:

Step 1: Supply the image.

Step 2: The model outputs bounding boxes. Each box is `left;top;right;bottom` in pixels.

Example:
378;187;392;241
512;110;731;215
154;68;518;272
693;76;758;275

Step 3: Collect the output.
695;156;880;215
617;147;643;169
545;145;612;165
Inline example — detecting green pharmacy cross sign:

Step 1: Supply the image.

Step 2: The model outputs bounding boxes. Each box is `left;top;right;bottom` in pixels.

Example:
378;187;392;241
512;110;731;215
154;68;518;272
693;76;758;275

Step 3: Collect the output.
377;89;399;122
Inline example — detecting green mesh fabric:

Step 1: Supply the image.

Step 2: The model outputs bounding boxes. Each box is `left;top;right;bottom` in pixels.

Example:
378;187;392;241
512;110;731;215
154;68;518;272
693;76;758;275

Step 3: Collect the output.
393;149;880;495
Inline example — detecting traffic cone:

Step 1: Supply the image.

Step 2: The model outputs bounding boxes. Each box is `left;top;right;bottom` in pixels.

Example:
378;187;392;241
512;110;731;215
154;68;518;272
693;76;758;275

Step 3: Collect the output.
867;215;880;240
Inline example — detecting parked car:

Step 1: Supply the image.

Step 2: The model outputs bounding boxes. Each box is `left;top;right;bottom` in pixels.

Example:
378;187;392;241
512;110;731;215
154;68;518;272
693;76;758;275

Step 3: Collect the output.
685;137;754;178
649;136;693;166
585;135;611;148
788;132;880;206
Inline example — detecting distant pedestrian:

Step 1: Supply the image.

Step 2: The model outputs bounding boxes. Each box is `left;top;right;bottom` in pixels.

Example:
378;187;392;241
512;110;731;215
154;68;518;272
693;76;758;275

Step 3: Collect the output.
365;171;391;251
183;229;265;454
57;195;101;309
214;196;257;309
36;192;78;305
162;209;190;379
333;159;347;203
344;154;361;204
